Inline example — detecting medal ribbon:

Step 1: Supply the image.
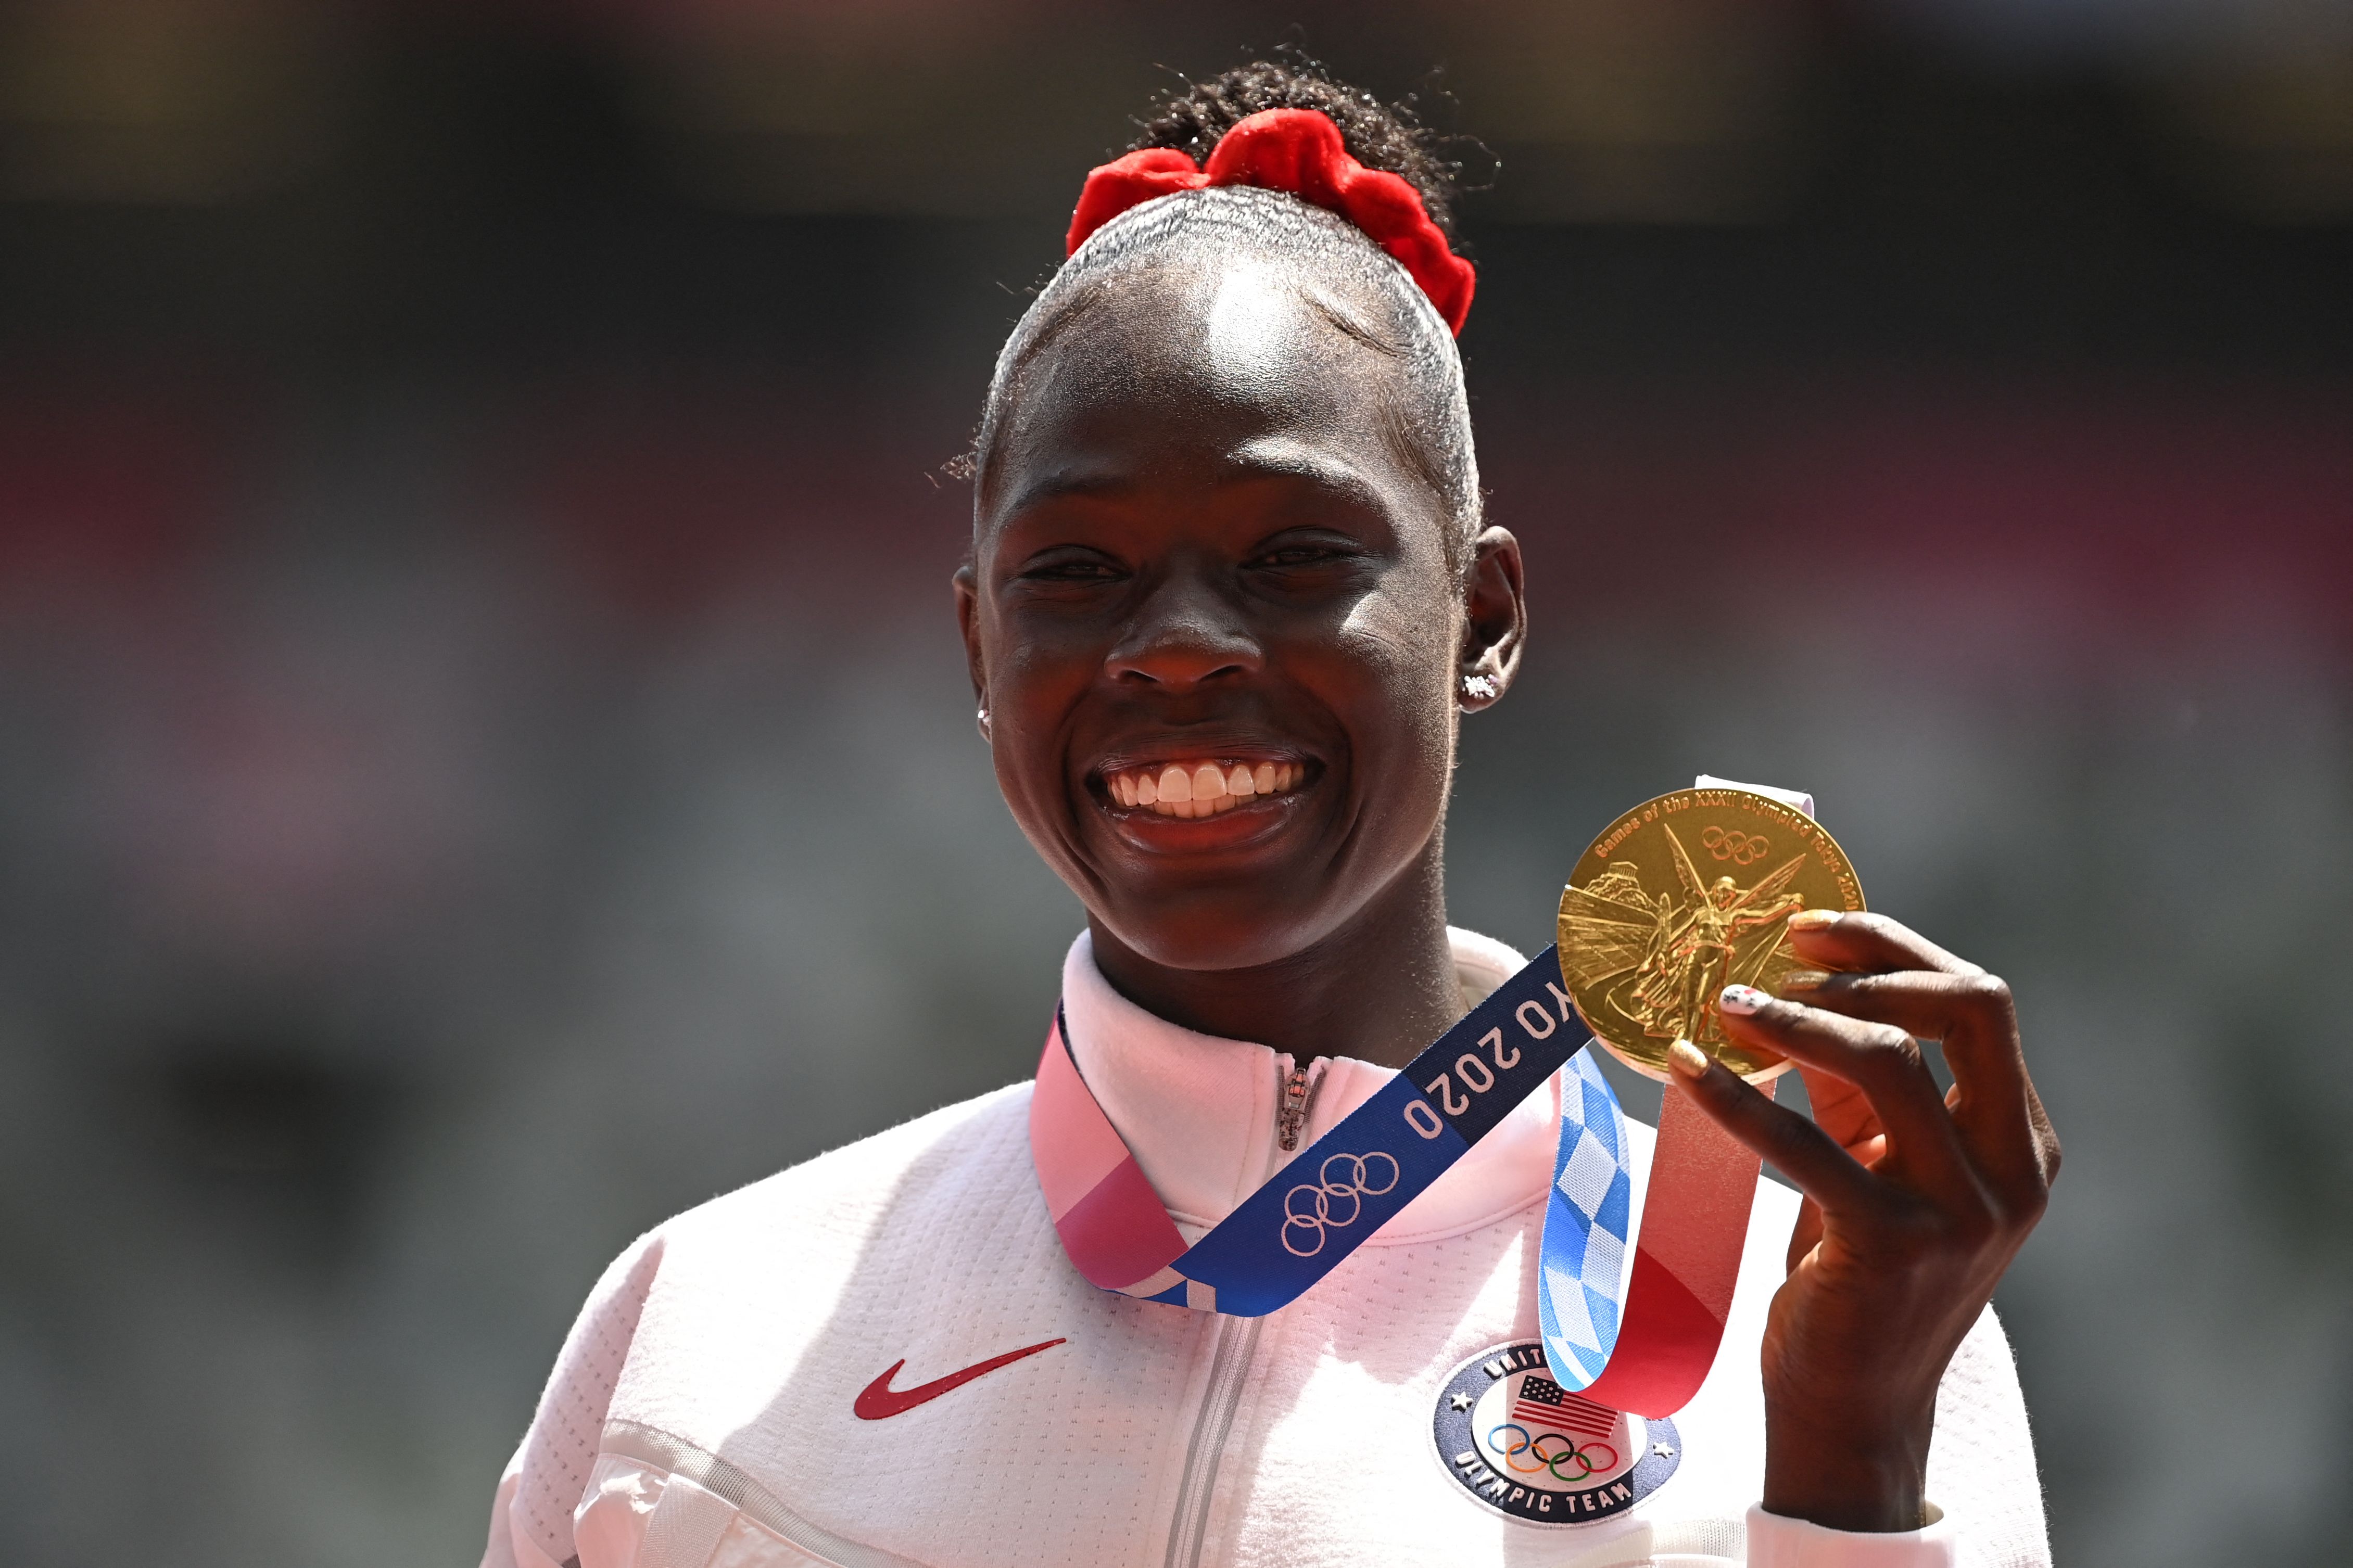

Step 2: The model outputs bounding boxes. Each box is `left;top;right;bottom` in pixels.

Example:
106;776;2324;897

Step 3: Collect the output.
1032;948;1601;1317
1032;787;1800;1414
1546;1060;1773;1414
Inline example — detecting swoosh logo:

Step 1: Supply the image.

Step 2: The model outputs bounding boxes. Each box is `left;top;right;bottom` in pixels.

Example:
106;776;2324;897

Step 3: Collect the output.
852;1337;1067;1420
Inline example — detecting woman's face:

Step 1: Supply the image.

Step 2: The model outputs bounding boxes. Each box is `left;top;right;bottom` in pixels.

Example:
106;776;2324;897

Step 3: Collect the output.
957;259;1522;976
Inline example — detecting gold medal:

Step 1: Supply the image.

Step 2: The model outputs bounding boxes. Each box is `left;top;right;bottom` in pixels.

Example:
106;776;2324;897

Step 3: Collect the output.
1557;786;1866;1082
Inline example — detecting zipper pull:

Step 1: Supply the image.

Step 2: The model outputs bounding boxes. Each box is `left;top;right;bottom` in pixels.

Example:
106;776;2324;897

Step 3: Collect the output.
1277;1065;1311;1152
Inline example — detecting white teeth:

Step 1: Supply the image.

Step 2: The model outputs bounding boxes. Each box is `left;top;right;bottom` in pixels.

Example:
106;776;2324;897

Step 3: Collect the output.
1104;758;1306;818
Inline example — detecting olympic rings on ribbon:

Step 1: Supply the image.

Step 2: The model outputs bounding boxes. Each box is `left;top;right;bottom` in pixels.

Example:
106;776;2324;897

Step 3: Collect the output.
1485;1423;1621;1483
1700;825;1768;866
1279;1151;1401;1257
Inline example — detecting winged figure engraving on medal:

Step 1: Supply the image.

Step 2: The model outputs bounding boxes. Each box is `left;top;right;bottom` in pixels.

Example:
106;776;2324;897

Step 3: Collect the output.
1560;824;1809;1048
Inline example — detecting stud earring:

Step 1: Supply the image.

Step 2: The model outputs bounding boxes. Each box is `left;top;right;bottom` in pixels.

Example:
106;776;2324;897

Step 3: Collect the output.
1460;673;1498;704
976;706;992;740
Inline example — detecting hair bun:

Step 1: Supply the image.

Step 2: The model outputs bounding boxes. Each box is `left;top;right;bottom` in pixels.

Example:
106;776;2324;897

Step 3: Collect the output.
1128;55;1467;247
1070;110;1474;333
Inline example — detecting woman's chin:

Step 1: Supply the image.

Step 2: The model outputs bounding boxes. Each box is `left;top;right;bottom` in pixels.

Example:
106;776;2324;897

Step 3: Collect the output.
1087;893;1343;977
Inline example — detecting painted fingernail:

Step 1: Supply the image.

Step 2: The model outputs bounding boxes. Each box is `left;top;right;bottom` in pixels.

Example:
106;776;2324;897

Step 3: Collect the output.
1787;908;1840;931
1719;984;1770;1015
1777;970;1830;996
1666;1038;1710;1079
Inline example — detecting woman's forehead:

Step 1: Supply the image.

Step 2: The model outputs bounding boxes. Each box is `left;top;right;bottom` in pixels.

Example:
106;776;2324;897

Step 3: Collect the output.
980;262;1424;521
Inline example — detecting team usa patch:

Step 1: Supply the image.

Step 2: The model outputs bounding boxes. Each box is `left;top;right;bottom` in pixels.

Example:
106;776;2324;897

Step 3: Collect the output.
1431;1341;1680;1525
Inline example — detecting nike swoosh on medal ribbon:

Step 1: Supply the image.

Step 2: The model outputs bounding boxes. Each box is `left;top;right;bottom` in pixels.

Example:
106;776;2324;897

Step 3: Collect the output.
852;1337;1067;1420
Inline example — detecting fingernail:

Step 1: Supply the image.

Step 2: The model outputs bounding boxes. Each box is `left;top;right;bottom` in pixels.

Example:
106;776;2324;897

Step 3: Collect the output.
1719;984;1770;1015
1777;970;1830;996
1787;908;1840;932
1666;1038;1710;1079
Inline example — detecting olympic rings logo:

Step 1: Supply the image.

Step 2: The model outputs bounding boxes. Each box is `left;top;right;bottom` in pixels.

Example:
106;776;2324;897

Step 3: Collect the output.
1701;825;1768;866
1486;1424;1621;1484
1280;1152;1400;1257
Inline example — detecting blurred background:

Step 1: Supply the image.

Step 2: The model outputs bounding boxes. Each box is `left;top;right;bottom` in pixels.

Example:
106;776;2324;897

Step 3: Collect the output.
0;0;2347;1563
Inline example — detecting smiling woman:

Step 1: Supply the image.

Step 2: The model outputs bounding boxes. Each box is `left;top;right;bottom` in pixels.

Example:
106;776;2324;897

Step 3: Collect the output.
956;186;1523;1060
480;56;2055;1568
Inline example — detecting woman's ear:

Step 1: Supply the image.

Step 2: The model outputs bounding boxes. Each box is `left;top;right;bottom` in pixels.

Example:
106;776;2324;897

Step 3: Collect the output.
1458;526;1526;713
953;563;992;737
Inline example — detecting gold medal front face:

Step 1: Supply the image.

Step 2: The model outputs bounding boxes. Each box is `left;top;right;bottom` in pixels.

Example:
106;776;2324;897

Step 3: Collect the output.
1558;788;1866;1082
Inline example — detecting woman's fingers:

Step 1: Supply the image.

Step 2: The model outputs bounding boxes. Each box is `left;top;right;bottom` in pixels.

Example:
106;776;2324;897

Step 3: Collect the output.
1663;1042;1881;1218
1694;914;2055;1267
1783;910;1975;979
1779;968;2034;1161
1715;987;1980;1198
1778;912;2059;1207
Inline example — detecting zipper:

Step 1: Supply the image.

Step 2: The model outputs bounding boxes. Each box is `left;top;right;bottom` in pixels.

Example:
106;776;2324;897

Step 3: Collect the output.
1275;1064;1312;1151
1164;1057;1317;1567
1162;1313;1263;1568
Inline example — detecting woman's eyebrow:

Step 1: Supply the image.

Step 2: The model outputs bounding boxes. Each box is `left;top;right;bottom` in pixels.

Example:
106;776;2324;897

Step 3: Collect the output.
998;467;1140;518
1220;442;1390;514
993;444;1398;547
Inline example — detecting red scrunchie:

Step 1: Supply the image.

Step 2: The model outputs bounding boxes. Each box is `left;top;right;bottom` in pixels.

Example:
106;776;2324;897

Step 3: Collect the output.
1065;108;1474;336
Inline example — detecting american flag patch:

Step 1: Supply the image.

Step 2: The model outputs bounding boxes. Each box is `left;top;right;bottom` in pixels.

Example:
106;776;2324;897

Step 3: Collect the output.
1509;1375;1617;1440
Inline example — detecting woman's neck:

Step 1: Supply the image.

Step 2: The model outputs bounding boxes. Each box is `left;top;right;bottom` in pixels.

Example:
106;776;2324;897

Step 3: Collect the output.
1083;849;1465;1070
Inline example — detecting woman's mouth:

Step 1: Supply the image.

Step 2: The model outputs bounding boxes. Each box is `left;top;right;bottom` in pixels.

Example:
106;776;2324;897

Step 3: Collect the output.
1097;758;1306;819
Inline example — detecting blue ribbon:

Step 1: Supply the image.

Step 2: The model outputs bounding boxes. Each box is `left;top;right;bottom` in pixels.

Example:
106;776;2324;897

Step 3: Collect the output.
1126;947;1631;1348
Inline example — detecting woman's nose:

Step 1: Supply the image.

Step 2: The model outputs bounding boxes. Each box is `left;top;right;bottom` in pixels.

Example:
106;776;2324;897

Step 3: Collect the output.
1106;574;1263;690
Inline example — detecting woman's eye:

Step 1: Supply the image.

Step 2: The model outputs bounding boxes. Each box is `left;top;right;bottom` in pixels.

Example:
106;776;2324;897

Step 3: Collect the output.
1020;557;1123;583
1253;543;1356;569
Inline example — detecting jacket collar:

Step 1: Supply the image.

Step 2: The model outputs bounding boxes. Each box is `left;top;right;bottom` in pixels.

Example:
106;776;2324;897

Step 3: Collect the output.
1057;927;1560;1244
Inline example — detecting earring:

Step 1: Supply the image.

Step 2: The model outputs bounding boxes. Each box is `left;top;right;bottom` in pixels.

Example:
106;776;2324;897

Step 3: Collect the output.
976;705;992;739
1461;673;1498;704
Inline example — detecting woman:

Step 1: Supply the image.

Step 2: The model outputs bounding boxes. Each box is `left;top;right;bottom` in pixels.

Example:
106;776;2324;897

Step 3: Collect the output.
480;60;2058;1568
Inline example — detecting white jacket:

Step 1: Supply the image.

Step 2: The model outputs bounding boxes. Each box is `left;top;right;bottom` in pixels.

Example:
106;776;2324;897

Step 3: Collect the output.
480;929;2050;1568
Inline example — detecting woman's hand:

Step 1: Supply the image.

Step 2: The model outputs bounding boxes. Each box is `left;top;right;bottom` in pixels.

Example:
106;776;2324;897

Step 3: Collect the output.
1663;910;2061;1533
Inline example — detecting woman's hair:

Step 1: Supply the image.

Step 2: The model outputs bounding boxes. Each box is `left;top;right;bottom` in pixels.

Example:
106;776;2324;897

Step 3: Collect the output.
975;57;1483;573
1126;58;1466;243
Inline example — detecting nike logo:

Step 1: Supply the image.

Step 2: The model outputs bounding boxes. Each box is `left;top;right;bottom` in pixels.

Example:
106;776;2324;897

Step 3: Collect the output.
853;1337;1067;1420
